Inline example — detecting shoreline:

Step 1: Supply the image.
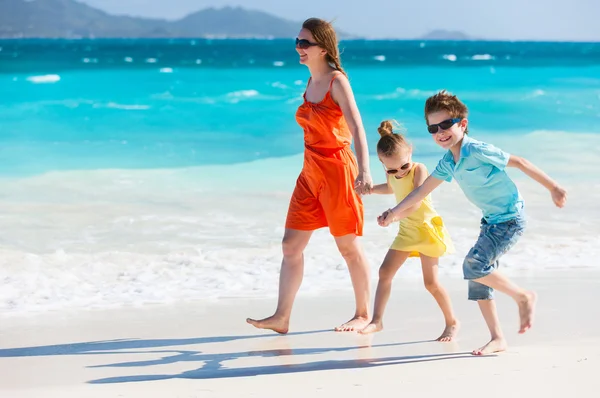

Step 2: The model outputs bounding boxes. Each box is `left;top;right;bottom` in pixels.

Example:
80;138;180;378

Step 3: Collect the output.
1;269;599;396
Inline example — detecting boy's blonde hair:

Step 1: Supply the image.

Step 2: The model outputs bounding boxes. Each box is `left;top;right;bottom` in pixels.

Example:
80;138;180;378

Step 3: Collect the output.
424;90;469;134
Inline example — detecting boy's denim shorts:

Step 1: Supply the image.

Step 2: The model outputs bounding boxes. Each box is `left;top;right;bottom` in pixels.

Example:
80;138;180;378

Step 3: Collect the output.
463;215;526;301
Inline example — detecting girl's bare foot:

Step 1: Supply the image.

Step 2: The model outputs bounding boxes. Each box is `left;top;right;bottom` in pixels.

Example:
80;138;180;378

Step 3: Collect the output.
518;291;537;334
335;315;369;332
358;320;383;334
246;315;289;334
471;337;507;355
436;321;460;342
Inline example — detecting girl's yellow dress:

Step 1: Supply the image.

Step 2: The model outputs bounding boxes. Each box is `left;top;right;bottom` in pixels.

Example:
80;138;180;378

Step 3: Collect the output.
388;163;454;257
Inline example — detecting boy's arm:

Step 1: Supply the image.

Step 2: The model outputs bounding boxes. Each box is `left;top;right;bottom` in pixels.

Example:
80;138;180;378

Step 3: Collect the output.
379;174;444;226
507;155;567;208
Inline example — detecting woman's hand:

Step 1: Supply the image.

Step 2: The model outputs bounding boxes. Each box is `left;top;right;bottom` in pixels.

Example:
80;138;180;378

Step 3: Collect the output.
354;171;373;195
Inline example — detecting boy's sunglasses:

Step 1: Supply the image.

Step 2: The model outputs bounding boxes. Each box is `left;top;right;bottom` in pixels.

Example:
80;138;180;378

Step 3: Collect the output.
385;162;412;175
427;118;462;134
295;38;319;49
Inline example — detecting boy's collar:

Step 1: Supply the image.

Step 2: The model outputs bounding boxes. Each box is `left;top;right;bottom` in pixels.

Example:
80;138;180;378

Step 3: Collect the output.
460;135;473;157
445;134;471;163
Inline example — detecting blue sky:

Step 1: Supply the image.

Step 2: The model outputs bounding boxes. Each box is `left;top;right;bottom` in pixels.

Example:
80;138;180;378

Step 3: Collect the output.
80;0;600;41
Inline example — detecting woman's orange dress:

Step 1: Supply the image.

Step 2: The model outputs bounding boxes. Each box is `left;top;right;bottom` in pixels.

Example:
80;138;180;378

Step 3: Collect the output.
285;74;364;237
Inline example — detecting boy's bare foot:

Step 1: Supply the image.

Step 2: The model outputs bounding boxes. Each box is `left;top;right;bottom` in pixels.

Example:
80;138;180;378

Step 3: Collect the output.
246;315;289;334
472;337;507;355
436;321;460;342
335;315;369;332
358;321;383;334
518;291;537;334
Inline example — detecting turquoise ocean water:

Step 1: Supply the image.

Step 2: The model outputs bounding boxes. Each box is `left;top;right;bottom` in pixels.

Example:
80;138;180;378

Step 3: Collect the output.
1;39;599;175
1;39;599;314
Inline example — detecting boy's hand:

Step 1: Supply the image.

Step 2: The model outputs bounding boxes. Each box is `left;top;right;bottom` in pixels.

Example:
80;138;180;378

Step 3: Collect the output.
551;185;567;208
377;208;395;227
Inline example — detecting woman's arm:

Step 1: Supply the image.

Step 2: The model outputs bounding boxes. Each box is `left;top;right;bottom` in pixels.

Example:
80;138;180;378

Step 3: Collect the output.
331;73;372;194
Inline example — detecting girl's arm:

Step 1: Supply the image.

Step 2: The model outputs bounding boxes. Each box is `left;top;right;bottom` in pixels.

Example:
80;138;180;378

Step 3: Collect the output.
379;174;444;226
371;183;393;195
507;155;567;208
330;73;372;194
371;173;393;195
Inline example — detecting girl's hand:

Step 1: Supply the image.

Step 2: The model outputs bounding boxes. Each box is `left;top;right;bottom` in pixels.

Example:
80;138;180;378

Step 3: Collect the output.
377;208;395;227
355;171;373;195
551;185;567;208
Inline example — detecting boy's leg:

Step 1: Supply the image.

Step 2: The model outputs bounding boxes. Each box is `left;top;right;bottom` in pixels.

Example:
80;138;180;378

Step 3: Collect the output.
472;297;507;355
474;272;537;334
359;250;410;334
464;217;536;336
467;278;507;354
420;254;459;341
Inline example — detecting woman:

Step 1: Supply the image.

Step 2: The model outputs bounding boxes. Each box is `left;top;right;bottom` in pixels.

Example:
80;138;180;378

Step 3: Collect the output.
247;18;373;333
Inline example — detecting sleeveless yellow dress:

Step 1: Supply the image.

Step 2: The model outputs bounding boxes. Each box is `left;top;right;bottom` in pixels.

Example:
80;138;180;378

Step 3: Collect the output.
389;163;455;257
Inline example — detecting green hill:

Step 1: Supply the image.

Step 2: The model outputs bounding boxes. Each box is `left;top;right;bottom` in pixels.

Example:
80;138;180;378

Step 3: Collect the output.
0;1;311;38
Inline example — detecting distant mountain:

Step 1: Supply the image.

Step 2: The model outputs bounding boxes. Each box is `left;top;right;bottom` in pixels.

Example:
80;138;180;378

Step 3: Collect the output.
175;7;300;38
0;0;164;38
0;0;319;38
419;30;474;41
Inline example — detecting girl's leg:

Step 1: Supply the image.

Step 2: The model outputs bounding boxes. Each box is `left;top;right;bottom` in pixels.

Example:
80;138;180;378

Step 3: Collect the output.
333;233;372;331
472;298;507;355
420;254;460;341
359;250;410;334
247;228;313;334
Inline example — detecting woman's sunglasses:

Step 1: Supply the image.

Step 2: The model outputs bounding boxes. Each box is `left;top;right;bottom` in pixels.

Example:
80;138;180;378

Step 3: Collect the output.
295;38;319;50
427;118;462;134
385;162;412;175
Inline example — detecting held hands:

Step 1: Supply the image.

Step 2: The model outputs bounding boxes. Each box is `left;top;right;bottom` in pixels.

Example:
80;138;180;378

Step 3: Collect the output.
354;171;373;196
551;185;567;208
377;208;396;227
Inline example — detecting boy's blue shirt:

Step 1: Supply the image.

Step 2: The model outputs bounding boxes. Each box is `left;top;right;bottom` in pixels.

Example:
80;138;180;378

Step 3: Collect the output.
431;135;524;224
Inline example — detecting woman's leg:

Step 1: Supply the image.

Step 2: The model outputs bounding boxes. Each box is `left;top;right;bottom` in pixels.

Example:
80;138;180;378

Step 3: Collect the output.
333;233;372;332
246;228;313;334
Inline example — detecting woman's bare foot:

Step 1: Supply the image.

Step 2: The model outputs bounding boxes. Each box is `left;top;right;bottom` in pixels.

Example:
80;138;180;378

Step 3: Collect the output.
358;320;383;334
335;315;369;332
436;321;460;342
471;337;507;355
518;291;537;334
246;315;289;334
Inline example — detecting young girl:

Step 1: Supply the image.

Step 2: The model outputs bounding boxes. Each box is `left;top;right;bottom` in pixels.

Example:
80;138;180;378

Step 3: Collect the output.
359;120;459;341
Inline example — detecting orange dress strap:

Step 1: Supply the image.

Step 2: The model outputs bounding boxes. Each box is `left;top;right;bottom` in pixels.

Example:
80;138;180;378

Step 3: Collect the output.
303;73;341;102
328;73;340;89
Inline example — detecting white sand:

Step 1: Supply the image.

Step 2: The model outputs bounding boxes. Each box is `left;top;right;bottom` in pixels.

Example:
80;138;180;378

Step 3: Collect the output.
1;270;598;397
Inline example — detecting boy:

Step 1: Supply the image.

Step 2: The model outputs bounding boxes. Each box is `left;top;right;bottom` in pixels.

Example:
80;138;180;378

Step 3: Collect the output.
378;90;567;355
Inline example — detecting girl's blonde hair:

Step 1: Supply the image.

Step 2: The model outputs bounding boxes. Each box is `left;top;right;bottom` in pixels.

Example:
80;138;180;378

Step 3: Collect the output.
376;120;410;157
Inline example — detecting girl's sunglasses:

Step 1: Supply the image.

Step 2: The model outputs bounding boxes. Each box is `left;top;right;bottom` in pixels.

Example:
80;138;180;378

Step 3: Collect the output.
295;38;319;50
385;162;412;175
427;118;461;134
